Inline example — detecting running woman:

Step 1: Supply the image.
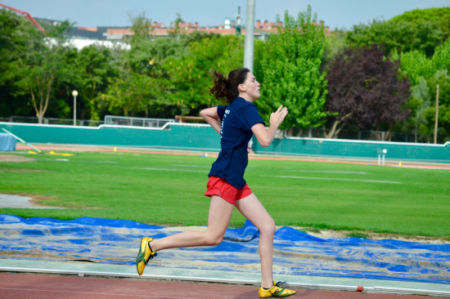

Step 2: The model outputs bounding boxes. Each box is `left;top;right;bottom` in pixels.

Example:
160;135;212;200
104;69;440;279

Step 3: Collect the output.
136;68;296;298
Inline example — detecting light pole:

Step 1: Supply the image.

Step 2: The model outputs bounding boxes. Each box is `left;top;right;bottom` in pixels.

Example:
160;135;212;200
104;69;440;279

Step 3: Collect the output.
243;0;255;72
72;90;78;126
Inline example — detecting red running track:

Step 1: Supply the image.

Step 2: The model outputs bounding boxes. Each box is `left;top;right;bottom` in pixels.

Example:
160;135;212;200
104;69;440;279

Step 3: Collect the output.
0;273;431;299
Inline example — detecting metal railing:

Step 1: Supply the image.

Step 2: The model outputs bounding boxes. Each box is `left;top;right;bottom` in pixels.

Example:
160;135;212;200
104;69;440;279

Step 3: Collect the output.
1;115;176;128
285;127;437;143
3;115;443;143
104;115;176;128
3;116;103;127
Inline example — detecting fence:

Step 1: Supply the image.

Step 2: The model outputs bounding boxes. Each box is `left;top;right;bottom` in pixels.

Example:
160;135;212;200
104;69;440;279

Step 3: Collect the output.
5;115;175;128
0;122;448;162
286;128;438;144
104;115;175;128
6;116;103;127
2;115;446;144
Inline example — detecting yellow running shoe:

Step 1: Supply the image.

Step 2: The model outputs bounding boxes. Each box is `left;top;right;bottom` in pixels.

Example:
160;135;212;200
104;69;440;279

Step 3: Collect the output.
258;281;296;298
136;237;157;275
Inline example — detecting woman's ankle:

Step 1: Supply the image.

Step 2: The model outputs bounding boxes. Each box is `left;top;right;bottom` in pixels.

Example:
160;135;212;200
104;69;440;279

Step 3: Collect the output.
148;239;159;252
261;280;273;289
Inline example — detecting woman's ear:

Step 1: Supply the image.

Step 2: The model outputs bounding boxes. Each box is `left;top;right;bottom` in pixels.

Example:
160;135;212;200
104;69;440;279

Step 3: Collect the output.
238;84;246;93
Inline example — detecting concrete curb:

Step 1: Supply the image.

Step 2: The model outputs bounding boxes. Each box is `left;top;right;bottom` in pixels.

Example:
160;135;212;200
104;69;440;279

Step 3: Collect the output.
1;260;449;297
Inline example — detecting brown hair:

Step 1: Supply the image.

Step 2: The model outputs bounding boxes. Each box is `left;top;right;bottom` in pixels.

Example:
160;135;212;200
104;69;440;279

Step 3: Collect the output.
209;68;250;103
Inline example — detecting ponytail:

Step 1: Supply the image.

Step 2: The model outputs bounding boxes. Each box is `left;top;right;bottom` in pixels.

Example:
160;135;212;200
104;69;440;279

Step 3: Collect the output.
210;68;250;104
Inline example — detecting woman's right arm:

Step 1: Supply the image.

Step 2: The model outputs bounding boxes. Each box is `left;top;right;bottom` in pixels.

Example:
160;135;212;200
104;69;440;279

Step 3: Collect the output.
200;107;221;134
252;105;288;147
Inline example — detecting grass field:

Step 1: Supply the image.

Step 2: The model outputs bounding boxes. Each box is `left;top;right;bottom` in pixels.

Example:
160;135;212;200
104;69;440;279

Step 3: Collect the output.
1;150;449;237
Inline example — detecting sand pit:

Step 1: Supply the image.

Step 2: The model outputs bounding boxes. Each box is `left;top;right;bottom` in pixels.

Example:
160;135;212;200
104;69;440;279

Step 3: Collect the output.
0;194;65;209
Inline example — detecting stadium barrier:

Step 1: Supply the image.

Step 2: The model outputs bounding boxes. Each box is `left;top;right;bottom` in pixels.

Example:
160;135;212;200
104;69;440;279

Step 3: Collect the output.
253;133;450;163
0;122;449;163
0;122;221;152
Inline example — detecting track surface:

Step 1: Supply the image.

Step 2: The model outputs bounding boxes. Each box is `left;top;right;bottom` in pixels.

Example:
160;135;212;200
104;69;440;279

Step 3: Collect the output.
0;273;432;299
16;144;450;169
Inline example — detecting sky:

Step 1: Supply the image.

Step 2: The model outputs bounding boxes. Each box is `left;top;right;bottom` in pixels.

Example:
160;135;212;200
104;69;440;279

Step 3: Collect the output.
2;0;449;29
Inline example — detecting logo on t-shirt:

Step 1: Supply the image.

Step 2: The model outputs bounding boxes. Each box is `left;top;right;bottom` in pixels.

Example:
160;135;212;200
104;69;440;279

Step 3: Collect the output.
221;109;230;138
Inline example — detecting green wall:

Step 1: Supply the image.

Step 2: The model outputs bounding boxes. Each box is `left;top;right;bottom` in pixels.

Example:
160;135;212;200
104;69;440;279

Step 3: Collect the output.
253;137;450;163
1;123;449;163
0;123;221;152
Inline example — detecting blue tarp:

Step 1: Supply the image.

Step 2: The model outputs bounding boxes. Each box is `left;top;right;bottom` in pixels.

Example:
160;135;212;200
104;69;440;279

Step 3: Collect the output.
0;133;16;151
0;215;449;284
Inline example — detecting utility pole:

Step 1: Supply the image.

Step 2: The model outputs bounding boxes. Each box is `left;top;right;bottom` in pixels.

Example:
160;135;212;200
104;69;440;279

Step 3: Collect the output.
243;0;255;72
235;6;241;36
434;84;439;144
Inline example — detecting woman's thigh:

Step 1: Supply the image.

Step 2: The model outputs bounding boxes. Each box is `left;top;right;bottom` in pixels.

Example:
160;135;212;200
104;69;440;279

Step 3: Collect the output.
234;193;274;230
206;195;235;237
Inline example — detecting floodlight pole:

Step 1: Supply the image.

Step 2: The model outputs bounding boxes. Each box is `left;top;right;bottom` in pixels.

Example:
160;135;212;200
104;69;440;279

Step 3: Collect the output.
74;96;76;126
434;85;439;144
243;0;255;72
72;90;78;126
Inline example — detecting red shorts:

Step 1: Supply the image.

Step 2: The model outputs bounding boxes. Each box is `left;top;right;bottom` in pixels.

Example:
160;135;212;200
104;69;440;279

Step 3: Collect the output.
204;176;253;205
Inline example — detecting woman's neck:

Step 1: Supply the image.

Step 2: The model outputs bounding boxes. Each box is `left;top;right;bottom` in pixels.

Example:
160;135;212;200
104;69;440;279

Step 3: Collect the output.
238;94;255;103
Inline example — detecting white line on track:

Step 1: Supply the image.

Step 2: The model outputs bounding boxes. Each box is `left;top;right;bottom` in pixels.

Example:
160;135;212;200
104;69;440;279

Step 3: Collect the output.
0;287;201;298
139;167;209;173
41;158;70;162
170;164;211;168
286;170;368;174
273;175;402;184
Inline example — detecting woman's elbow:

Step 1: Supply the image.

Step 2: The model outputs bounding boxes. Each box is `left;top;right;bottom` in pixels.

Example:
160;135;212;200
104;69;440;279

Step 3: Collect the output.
259;139;271;147
199;109;209;120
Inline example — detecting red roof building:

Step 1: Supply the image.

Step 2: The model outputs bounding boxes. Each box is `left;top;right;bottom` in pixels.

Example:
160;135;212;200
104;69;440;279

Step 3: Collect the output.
71;20;330;41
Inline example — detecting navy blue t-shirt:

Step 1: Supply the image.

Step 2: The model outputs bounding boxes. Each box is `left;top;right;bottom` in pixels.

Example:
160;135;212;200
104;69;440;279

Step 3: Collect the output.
208;97;265;189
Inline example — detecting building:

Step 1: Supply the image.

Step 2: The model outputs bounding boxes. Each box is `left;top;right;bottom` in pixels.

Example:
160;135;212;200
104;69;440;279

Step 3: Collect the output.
102;20;277;41
100;19;329;41
37;17;330;47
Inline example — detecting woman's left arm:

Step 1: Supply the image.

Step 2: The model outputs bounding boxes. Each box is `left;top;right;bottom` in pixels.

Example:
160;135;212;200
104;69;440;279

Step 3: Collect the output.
200;107;221;134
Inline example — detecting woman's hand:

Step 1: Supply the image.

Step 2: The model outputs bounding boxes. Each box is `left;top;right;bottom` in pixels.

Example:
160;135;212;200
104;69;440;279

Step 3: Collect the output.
252;105;289;147
270;105;288;127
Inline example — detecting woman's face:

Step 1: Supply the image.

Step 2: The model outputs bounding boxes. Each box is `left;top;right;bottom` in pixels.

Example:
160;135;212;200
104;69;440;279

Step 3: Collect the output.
239;72;260;100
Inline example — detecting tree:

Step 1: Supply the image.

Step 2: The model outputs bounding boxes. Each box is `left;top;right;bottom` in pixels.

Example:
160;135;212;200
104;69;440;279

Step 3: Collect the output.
394;39;450;142
257;6;328;134
163;35;244;115
395;39;450;87
347;19;446;57
0;9;34;117
424;70;450;142
325;45;411;140
167;13;185;39
410;77;431;142
127;12;154;75
13;18;76;123
395;50;436;86
0;9;19;87
324;29;348;62
389;7;450;38
75;45;118;120
432;40;450;75
104;74;157;117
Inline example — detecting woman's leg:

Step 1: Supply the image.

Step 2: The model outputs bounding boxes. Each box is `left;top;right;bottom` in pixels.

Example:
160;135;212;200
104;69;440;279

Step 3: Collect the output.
150;195;234;252
235;193;276;288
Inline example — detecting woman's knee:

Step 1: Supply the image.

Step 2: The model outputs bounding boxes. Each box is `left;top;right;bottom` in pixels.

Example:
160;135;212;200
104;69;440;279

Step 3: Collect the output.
204;233;224;246
259;218;276;236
